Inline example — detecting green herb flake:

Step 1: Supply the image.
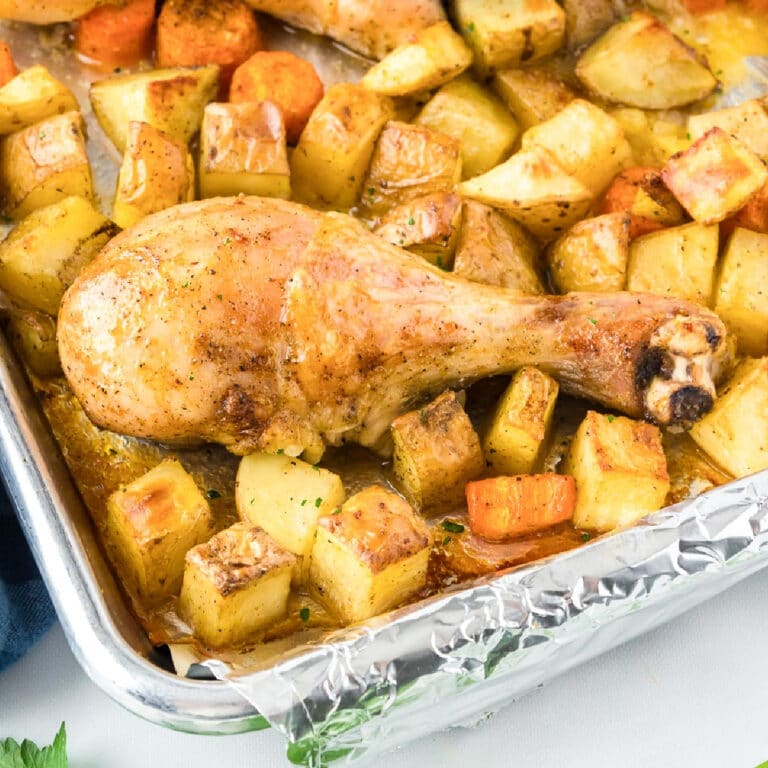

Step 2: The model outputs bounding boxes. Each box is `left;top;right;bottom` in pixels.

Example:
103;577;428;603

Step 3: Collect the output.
587;317;598;325
38;130;46;140
188;373;195;381
367;187;375;196
0;722;68;768
442;520;465;534
300;499;307;506
606;414;615;423
581;532;591;542
276;448;284;455
205;489;221;500
299;607;310;622
314;497;323;508
442;535;452;546
466;21;475;32
331;507;342;515
216;294;223;301
407;217;415;226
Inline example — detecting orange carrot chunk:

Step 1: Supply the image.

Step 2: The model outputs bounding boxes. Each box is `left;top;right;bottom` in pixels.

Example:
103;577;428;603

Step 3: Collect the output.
156;0;261;93
230;50;324;145
75;0;155;69
679;0;727;12
466;474;576;542
0;42;18;88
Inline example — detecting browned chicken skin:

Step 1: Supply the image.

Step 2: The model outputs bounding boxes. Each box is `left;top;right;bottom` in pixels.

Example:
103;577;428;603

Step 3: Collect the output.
57;196;731;459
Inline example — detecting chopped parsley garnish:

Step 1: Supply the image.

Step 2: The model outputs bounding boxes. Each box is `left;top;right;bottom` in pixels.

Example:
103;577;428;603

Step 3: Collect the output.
299;607;310;622
442;520;465;534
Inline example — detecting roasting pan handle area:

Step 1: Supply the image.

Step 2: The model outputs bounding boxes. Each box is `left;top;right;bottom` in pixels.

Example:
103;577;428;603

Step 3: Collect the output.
0;332;266;734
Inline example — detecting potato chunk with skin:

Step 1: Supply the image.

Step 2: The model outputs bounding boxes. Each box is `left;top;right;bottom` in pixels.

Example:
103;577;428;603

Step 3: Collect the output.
309;485;432;623
453;0;566;78
179;522;295;648
492;66;574;131
627;222;718;305
6;310;61;378
198;102;289;201
0;111;93;219
104;458;214;606
0;196;114;315
689;357;768;478
359;121;461;219
362;21;472;97
562;411;669;532
713;228;768;356
662;127;768;225
235;451;345;585
575;11;717;109
483;367;559;476
391;390;484;513
0;65;78;135
113;121;195;229
415;75;518;180
291;83;395;211
547;212;630;293
453;201;543;292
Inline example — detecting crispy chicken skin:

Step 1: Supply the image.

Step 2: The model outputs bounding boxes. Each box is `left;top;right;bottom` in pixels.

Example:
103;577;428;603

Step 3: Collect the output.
58;196;731;458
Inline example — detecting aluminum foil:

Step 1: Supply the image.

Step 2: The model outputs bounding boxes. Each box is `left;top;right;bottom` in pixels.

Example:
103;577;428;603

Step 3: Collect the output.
202;470;768;766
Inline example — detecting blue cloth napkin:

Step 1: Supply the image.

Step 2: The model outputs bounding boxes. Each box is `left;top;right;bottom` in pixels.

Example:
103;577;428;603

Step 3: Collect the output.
0;483;55;672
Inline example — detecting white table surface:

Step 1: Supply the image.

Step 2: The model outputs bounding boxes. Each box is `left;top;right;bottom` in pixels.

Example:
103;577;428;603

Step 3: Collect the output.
2;567;768;768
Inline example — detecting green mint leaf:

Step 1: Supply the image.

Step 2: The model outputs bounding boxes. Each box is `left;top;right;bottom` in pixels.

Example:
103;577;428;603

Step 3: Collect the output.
0;723;68;768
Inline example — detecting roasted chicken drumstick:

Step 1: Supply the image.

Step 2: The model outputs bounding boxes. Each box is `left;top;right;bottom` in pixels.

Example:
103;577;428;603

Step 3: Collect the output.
58;196;731;458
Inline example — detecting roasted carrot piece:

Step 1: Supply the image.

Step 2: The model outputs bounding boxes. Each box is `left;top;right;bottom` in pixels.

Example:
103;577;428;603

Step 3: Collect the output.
156;0;261;93
745;0;768;11
0;42;17;88
75;0;155;69
230;50;324;144
466;474;576;542
679;0;727;11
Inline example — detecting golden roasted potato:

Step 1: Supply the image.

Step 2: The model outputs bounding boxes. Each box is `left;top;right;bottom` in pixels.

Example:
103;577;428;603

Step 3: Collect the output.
609;108;689;168
492;66;574;131
689;357;768;479
6;310;61;378
662;127;768;224
452;0;566;78
452;201;543;292
0;65;78;135
359;121;461;218
104;458;214;606
0;196;114;315
713;227;768;356
373;192;462;267
291;83;396;211
415;75;518;180
235;451;345;585
179;522;295;648
309;485;432;623
90;64;220;153
391;390;484;513
483;366;559;475
626;222;718;305
0;0;106;23
547;212;630;293
457;146;593;241
521;99;634;197
563;411;669;532
0;111;93;219
198;101;289;201
113;121;195;229
362;21;473;97
688;99;768;160
576;12;718;109
561;0;616;48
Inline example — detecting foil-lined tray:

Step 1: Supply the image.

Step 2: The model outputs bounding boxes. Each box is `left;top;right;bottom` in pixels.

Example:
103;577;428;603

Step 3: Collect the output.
2;10;768;768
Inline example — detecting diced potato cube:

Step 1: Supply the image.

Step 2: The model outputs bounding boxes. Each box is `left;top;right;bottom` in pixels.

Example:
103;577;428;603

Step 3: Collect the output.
113;121;195;229
547;212;630;293
373;192;462;268
198;101;289;201
0;111;93;219
457;146;593;241
291;83;396;210
359;121;461;218
521;99;634;196
626;222;718;305
6;310;61;378
689;357;768;478
0;65;78;135
179;522;295;647
453;0;566;78
610;108;689;168
563;411;669;531
575;12;717;109
492;66;574;131
309;485;432;623
688;99;768;160
104;458;214;605
483;367;559;475
453;201;543;292
662;127;768;224
362;21;472;96
235;451;345;585
391;390;484;513
90;64;220;153
713;227;768;356
727;178;768;235
0;196;114;315
415;74;518;179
